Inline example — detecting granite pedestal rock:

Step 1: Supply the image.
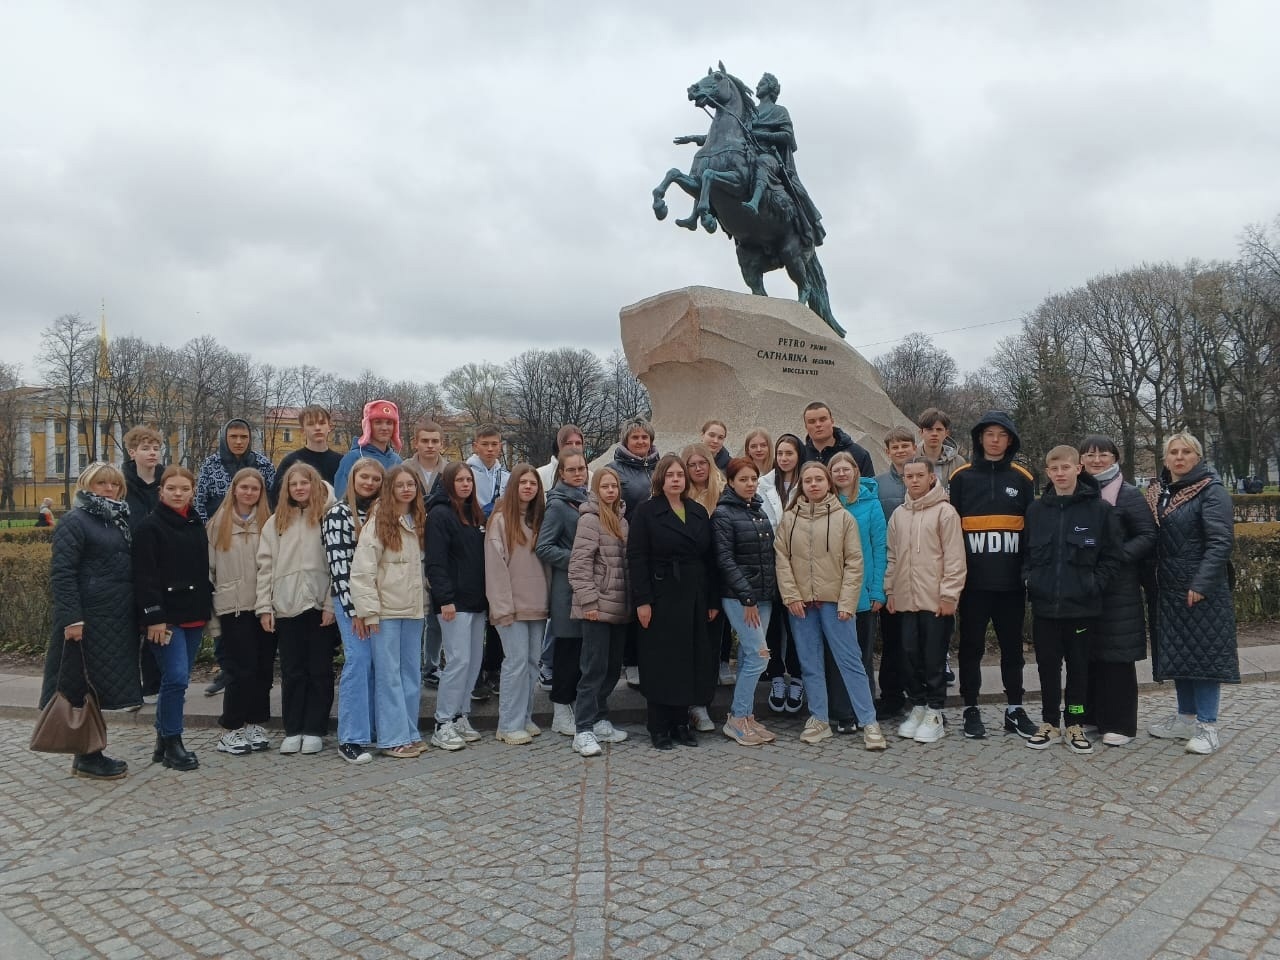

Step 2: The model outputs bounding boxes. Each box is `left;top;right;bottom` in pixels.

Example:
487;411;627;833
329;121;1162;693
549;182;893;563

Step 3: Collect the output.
618;287;912;469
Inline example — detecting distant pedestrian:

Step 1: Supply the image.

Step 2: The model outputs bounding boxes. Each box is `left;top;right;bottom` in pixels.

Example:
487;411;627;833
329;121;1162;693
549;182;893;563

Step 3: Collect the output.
35;498;55;527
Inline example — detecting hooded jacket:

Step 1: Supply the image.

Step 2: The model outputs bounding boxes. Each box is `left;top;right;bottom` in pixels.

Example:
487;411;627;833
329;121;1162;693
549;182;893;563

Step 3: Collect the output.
536;481;590;636
712;486;777;606
195;419;276;521
838;476;888;612
123;458;161;532
885;479;966;612
946;411;1036;592
568;495;631;623
774;492;863;616
485;511;551;626
208;508;265;635
424;483;487;614
350;512;426;625
333;439;402;499
802;426;875;477
874;464;906;522
1023;471;1124;619
925;437;967;491
255;493;336;619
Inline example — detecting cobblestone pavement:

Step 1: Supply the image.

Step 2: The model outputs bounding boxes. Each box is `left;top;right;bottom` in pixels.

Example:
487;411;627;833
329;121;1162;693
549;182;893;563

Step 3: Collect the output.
1;683;1277;960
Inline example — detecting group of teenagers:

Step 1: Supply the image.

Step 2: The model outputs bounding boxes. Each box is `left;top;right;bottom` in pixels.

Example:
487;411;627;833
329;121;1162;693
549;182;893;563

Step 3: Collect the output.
39;392;1239;781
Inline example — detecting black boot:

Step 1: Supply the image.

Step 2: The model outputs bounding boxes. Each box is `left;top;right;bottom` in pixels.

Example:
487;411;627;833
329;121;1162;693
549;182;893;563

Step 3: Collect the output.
72;751;128;780
160;735;199;771
671;724;698;747
152;733;164;764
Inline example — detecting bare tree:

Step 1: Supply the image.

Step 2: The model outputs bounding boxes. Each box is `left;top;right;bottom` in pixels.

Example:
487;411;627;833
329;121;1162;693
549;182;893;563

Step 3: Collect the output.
441;362;507;431
873;333;959;420
0;362;24;510
106;336;155;454
38;313;95;504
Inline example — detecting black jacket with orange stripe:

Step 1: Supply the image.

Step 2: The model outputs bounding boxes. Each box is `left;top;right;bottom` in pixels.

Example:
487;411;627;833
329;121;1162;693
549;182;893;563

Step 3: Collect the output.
947;411;1036;592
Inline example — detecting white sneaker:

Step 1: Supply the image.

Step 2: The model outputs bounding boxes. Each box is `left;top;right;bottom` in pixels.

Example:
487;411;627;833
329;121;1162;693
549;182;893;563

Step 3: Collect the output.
573;731;603;757
1149;713;1197;740
453;716;482;743
592;719;628;744
279;735;303;755
718;661;735;686
913;709;945;743
551;702;576;736
689;705;715;732
495;729;532;745
300;735;323;754
431;721;466;751
1185;723;1220;755
897;706;927;739
246;724;270;751
1102;732;1133;747
524;720;542;737
216;728;252;756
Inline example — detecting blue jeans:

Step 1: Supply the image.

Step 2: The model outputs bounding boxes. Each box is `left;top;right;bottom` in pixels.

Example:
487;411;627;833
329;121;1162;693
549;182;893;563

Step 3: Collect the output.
435;611;486;723
1174;679;1220;724
789;603;876;726
152;626;203;737
371;618;423;748
335;605;375;744
723;599;771;717
497;620;545;733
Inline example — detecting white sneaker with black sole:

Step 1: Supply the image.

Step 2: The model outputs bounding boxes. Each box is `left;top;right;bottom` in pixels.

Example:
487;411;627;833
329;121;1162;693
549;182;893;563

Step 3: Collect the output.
216;729;252;756
246;724;271;752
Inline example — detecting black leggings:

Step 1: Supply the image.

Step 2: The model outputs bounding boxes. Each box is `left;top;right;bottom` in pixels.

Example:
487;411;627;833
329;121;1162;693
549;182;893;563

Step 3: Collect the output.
764;590;800;678
218;611;277;730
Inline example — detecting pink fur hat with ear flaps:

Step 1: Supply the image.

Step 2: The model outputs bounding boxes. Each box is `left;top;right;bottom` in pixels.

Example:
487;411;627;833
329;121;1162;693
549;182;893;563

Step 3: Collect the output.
359;399;401;449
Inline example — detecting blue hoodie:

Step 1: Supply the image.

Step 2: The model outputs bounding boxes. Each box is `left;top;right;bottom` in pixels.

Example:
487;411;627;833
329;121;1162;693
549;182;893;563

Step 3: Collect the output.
838;475;887;612
333;438;402;498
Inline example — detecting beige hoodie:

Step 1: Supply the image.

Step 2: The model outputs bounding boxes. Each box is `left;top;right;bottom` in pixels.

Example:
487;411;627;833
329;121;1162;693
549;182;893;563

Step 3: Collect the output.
208;512;263;636
774;493;863;616
884;480;966;612
484;513;551;626
350;512;426;625
256;506;334;619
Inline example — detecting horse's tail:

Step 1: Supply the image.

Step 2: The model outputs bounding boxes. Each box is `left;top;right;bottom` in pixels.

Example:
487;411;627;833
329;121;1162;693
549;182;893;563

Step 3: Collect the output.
805;254;846;338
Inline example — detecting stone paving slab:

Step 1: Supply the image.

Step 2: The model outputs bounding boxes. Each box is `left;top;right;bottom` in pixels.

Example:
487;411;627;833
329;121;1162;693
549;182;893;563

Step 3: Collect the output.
1;683;1277;959
2;644;1278;730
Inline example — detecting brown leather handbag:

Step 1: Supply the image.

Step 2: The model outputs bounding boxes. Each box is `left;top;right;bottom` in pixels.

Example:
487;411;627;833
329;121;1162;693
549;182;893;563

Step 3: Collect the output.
30;639;108;755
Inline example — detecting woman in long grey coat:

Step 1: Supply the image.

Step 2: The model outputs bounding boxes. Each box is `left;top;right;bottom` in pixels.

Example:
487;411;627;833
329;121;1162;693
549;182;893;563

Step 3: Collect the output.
39;462;140;780
1147;432;1238;756
534;451;590;735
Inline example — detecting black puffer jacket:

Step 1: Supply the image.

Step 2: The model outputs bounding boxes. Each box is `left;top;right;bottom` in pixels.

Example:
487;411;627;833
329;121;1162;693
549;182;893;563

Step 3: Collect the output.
1093;475;1158;662
424;484;487;614
1023;471;1124;619
712;487;776;606
40;501;140;711
1149;464;1239;683
612;445;659;519
132;504;213;626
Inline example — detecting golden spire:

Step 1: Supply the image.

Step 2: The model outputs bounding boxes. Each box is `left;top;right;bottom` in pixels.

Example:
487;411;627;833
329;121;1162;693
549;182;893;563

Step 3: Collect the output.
97;299;110;380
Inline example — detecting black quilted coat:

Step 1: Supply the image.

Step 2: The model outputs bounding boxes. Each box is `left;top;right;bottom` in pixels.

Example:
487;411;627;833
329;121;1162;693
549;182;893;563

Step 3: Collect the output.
1093;478;1158;663
40;505;141;710
711;487;777;606
1150;464;1239;683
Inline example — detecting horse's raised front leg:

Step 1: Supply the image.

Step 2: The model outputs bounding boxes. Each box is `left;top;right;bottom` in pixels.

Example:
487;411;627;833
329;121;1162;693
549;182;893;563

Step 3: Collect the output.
653;168;698;222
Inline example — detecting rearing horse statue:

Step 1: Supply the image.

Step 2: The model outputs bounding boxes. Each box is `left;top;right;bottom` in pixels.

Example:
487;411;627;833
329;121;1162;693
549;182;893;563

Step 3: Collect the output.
651;63;844;338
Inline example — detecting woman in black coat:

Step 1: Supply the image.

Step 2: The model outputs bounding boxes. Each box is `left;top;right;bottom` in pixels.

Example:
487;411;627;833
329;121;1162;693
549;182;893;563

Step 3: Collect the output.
627;453;719;750
534;452;590;734
132;465;213;772
1146;432;1238;756
40;463;139;780
1079;436;1158;746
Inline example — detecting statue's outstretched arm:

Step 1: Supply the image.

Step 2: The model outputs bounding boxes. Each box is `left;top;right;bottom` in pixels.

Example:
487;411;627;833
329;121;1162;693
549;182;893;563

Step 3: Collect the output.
673;134;707;146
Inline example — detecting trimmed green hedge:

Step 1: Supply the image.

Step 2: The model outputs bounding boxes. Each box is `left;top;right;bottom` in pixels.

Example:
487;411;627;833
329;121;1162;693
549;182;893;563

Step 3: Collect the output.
5;527;1280;654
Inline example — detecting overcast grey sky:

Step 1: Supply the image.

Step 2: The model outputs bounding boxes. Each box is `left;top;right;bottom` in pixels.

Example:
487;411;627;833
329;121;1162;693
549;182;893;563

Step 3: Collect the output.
1;1;1276;385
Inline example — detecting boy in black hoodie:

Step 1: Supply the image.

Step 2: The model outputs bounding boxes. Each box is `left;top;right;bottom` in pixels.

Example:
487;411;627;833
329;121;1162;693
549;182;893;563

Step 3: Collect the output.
947;411;1037;739
1022;446;1124;754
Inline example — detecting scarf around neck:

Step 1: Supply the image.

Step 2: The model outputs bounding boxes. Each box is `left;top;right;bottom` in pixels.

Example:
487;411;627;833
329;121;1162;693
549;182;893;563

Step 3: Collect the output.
1094;464;1122;505
75;491;132;543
